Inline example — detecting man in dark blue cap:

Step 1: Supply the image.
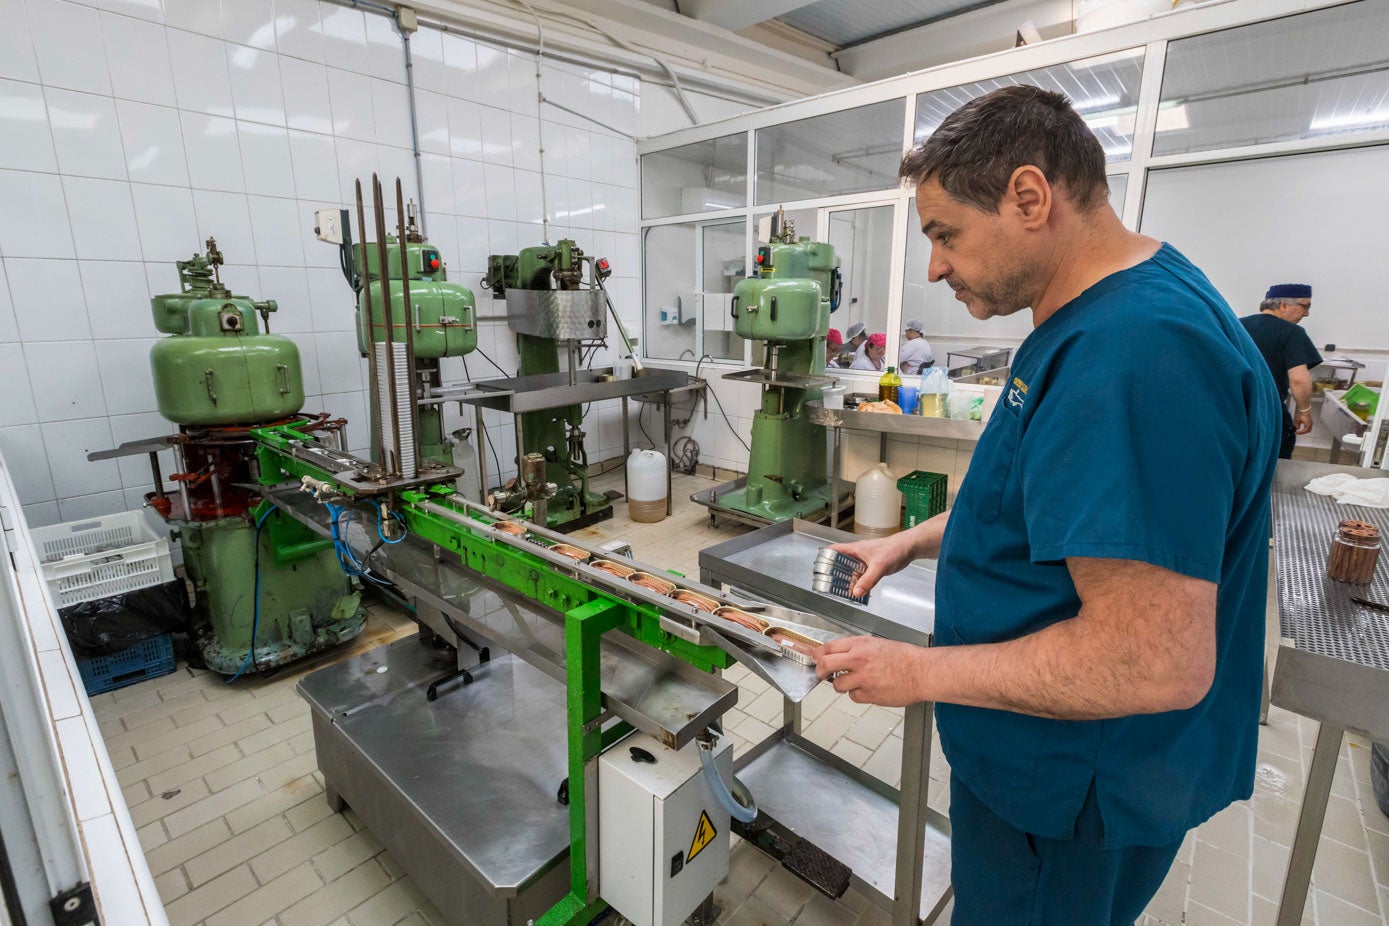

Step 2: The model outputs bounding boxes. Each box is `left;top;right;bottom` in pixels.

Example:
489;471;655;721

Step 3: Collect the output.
1240;284;1322;458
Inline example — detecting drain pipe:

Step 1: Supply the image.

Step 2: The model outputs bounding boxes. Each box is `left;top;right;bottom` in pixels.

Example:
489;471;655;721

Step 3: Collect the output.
394;6;428;239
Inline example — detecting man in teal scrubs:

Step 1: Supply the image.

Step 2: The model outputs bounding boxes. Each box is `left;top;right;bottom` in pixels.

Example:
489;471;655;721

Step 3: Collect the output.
816;86;1280;924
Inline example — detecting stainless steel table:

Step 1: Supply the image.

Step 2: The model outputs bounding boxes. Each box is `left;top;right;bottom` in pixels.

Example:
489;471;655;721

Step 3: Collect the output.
701;519;952;925
1269;459;1389;925
807;399;983;529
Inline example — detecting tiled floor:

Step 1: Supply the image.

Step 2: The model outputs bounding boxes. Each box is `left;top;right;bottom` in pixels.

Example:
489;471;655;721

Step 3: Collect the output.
94;471;1389;926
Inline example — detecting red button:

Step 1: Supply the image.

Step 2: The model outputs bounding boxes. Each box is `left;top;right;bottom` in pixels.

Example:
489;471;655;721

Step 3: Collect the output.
430;258;440;269
755;254;764;263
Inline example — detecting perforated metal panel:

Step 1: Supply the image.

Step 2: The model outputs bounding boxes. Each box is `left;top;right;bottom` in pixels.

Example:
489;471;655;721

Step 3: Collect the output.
1272;484;1389;671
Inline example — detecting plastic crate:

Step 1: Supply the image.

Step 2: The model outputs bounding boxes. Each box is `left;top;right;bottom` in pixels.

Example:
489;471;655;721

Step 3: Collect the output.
32;510;174;608
76;633;176;696
897;471;948;529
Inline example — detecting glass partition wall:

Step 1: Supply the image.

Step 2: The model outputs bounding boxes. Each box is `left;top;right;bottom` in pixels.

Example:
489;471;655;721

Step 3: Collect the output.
639;0;1389;372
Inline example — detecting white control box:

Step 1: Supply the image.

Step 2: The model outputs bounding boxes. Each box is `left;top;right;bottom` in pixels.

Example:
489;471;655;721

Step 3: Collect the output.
314;208;346;244
599;732;732;926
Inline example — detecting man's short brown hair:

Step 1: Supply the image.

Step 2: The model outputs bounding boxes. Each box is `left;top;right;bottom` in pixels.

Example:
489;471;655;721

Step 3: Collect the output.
899;85;1109;213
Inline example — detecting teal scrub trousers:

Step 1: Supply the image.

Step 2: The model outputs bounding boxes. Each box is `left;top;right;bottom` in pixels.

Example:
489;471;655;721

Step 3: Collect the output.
949;774;1183;925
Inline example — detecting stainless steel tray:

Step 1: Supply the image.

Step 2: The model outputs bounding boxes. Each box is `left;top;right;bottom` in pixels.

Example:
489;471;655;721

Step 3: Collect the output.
456;367;691;413
807;398;984;441
722;368;837;389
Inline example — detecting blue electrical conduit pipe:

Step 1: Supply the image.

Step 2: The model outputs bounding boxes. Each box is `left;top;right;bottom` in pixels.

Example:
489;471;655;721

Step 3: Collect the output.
698;734;757;824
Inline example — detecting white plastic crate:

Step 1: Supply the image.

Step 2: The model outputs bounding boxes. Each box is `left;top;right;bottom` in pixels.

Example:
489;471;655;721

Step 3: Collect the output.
32;510;175;608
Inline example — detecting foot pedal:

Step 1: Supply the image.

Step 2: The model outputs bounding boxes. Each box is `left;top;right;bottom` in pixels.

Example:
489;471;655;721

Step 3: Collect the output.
782;838;851;900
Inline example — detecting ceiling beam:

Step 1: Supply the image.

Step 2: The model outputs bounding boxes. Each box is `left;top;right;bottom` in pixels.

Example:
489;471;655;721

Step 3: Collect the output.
682;0;824;33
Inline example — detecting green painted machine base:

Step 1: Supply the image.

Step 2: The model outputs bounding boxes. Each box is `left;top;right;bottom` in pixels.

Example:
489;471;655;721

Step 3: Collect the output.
710;482;837;523
546;490;614;533
179;513;366;676
716;406;832;523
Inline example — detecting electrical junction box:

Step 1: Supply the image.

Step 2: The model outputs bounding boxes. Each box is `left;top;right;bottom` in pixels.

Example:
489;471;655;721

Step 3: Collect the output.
599;732;732;926
314;208;347;245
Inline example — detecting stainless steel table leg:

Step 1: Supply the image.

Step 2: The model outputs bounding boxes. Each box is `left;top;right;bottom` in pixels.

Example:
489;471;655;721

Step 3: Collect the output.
1330;437;1341;465
831;426;843;530
893;702;932;926
474;404;489;501
622;396;631;500
1276;722;1343;925
664;390;673;516
783;698;802;736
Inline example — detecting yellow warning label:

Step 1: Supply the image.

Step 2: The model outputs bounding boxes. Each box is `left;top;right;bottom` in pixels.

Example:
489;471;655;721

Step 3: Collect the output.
687;810;718;864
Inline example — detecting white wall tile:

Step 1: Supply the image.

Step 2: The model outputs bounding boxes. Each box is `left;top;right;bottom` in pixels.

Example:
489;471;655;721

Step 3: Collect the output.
6;258;90;340
57;489;127;522
287;130;340;203
130;183;199;261
412;27;446;94
274;0;324;62
512;115;541;174
167;28;235;117
447;98;482;161
442;33;478;102
143;261;177;296
287;332;320;396
22;502;62;528
483;164;516;221
80;260;150;340
0;263;22;342
102;11;175;106
237;121;295;197
191;189;256;264
28;340;107;420
163;0;219;36
333;137;377;203
414;89;449;155
0;79;55;173
0;0;40;82
180;112;244;192
419;153;454;218
306;267;354;331
327;66;375;142
227;44;286;126
29;0;111;94
108;411;173;490
376;145;417;202
0;343;39;426
371;78;411;146
94;337;158;415
479;107;512;166
115;100;188;185
0;425;57;503
514;170;544;226
296;200;338;268
474;44;510;107
319;5;368;73
63;176;143;260
315;331;362;393
457;215;489;273
42;417;123;497
363;11;403;83
452;157;485;218
46;88;127;181
221;0;276;50
246;195;305;266
100;0;163;22
257;266;311;332
280;57;333;134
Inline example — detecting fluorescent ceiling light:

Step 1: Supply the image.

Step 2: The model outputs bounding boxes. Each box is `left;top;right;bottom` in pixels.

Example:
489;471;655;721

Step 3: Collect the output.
1073;93;1122;113
1309;108;1389;132
1071;47;1145;69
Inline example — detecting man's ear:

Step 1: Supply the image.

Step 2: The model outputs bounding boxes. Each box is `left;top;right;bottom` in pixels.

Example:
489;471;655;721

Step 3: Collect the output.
1006;165;1052;230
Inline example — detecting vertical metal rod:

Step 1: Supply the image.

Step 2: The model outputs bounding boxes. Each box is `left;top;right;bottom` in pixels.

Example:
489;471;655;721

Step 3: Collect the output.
892;702;932;926
373;175;402;476
355;179;383;469
396;178;422;471
474;403;490;503
621;396;631;500
149;451;165;500
1277;722;1343;925
172;442;191;519
663;389;672;516
830;425;842;530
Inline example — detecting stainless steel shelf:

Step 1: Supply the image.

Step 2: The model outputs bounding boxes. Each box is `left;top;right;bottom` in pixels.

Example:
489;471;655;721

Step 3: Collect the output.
807;399;984;441
455;367;690;413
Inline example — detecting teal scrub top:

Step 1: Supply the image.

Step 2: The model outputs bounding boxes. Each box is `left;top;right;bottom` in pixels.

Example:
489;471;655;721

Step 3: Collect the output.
934;243;1281;848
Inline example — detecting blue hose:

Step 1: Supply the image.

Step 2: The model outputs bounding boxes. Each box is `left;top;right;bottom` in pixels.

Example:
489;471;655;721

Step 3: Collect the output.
227;506;276;683
698;739;757;824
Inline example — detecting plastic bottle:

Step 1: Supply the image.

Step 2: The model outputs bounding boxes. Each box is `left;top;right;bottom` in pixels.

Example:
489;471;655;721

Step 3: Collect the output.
854;463;903;537
626;449;668;523
878;366;901;404
918;367;949;417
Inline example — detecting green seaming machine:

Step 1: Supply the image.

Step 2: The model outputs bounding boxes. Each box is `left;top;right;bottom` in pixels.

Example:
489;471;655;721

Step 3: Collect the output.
692;208;849;527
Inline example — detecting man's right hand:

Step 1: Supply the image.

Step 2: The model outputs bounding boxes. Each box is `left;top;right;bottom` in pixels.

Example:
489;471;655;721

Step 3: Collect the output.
828;530;921;598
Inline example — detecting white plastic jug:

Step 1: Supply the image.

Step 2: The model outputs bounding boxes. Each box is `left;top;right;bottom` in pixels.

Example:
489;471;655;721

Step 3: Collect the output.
854;463;902;537
626;449;668;523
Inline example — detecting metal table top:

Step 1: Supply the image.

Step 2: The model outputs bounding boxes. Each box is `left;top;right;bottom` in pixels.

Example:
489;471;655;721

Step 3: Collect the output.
452;367;690;413
1270;459;1389;740
700;519;936;648
807;399;984;442
299;642;570;894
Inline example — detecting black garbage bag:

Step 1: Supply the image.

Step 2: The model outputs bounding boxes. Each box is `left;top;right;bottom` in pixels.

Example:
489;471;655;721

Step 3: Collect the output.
60;580;196;665
1373;742;1389;820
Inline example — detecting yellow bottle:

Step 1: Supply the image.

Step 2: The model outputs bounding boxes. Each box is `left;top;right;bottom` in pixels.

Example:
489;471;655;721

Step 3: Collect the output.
878;366;901;404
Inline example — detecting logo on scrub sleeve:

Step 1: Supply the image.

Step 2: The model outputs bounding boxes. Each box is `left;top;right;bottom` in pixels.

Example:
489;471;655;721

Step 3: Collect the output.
1006;376;1028;412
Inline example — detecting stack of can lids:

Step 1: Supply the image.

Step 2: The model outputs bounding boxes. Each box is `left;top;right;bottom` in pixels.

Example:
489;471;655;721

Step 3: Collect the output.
812;548;869;605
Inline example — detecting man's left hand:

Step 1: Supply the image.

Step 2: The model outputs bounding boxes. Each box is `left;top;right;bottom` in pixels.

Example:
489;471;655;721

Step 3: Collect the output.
814;636;929;707
1294;409;1314;435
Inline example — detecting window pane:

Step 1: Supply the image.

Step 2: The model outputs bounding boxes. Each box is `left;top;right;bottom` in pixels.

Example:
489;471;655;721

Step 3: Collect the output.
642;220;748;362
1154;4;1389;156
826;205;895;369
755;100;906;204
915;49;1146;162
1107;173;1128;217
641;133;748;219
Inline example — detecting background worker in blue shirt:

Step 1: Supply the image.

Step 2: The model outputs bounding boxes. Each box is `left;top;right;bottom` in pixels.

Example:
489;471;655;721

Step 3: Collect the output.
815;85;1280;925
1239;284;1322;459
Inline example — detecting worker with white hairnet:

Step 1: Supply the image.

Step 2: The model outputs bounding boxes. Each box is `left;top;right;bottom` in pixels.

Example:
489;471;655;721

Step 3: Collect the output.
899;319;934;375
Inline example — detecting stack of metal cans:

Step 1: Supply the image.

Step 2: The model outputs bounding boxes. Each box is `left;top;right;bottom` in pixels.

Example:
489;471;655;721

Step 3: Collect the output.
812;548;870;605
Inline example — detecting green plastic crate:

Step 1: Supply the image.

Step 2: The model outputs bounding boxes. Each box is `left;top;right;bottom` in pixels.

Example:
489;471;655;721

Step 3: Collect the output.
898;471;948;528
